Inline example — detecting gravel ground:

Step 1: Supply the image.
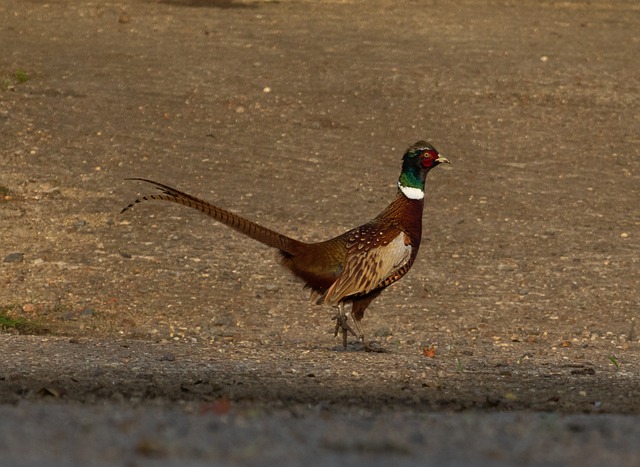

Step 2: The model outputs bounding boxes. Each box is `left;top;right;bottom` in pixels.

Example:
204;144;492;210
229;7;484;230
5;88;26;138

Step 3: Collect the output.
2;334;640;465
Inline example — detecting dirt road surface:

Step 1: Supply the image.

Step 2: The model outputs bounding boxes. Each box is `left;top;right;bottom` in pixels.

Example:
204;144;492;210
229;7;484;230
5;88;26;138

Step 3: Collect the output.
1;0;639;465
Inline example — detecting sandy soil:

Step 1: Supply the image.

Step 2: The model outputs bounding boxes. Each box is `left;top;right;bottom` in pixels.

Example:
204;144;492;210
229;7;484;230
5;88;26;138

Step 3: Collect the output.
1;0;639;464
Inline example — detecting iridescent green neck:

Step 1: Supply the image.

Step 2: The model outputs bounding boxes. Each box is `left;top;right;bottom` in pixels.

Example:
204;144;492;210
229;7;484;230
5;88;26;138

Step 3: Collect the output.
398;165;425;200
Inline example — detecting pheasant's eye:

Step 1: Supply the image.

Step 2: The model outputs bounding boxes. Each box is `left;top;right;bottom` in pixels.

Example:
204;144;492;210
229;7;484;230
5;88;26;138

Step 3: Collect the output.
420;150;437;167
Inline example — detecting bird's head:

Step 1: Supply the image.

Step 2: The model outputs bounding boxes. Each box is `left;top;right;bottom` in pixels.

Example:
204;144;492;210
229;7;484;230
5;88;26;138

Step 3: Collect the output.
398;141;449;200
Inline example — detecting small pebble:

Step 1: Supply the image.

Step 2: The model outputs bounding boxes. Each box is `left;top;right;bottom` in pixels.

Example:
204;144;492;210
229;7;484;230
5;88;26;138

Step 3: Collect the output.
80;308;96;317
160;353;176;362
3;252;24;263
118;11;131;24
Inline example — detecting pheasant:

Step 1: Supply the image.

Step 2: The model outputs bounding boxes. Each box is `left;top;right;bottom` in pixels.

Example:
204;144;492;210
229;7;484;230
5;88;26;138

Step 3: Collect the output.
122;141;449;351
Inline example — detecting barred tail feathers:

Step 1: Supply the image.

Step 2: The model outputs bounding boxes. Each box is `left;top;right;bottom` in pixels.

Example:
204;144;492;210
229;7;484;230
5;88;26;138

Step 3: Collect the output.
122;178;304;255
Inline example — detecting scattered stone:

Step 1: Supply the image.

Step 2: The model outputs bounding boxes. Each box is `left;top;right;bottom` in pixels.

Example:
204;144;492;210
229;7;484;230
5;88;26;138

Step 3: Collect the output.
38;387;62;398
118;11;131;24
3;252;24;263
80;308;96;317
40;186;61;195
571;367;596;376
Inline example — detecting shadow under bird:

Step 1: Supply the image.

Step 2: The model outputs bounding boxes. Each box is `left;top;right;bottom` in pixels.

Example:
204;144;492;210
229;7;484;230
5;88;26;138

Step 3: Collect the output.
122;141;449;351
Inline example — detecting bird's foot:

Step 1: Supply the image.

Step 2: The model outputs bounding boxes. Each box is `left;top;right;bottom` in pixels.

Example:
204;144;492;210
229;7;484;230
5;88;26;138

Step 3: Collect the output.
332;313;357;349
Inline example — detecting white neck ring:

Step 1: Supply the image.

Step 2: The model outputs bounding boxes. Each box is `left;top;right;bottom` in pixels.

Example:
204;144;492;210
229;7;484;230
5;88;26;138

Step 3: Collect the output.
398;182;424;200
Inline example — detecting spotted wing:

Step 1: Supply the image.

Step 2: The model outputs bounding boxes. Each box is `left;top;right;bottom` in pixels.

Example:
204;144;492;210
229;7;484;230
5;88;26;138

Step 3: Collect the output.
320;230;412;306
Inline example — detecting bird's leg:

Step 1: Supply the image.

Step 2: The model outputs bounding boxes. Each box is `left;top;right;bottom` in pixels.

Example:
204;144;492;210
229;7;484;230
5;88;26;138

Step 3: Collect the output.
351;294;386;352
332;302;356;349
350;312;386;353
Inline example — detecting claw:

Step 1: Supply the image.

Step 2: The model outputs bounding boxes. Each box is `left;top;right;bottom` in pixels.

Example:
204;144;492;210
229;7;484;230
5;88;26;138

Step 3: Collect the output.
332;313;356;349
331;302;385;351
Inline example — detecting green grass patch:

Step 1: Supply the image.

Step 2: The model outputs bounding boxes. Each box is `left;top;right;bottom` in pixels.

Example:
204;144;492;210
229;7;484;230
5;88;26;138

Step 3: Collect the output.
14;69;29;83
0;306;47;335
608;354;621;369
1;69;30;90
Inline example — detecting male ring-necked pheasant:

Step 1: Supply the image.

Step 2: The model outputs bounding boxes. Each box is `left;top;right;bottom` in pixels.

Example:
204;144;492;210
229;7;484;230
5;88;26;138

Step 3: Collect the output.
122;141;449;351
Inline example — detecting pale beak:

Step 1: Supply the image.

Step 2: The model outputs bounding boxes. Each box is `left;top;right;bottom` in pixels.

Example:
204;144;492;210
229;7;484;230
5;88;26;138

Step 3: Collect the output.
436;156;451;165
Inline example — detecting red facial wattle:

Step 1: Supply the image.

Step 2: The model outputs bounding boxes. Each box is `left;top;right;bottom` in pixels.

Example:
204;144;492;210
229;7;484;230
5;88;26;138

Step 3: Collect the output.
421;151;438;168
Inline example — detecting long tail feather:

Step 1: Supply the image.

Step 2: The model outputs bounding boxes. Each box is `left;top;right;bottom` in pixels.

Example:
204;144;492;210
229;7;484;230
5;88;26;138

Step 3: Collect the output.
122;178;305;255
